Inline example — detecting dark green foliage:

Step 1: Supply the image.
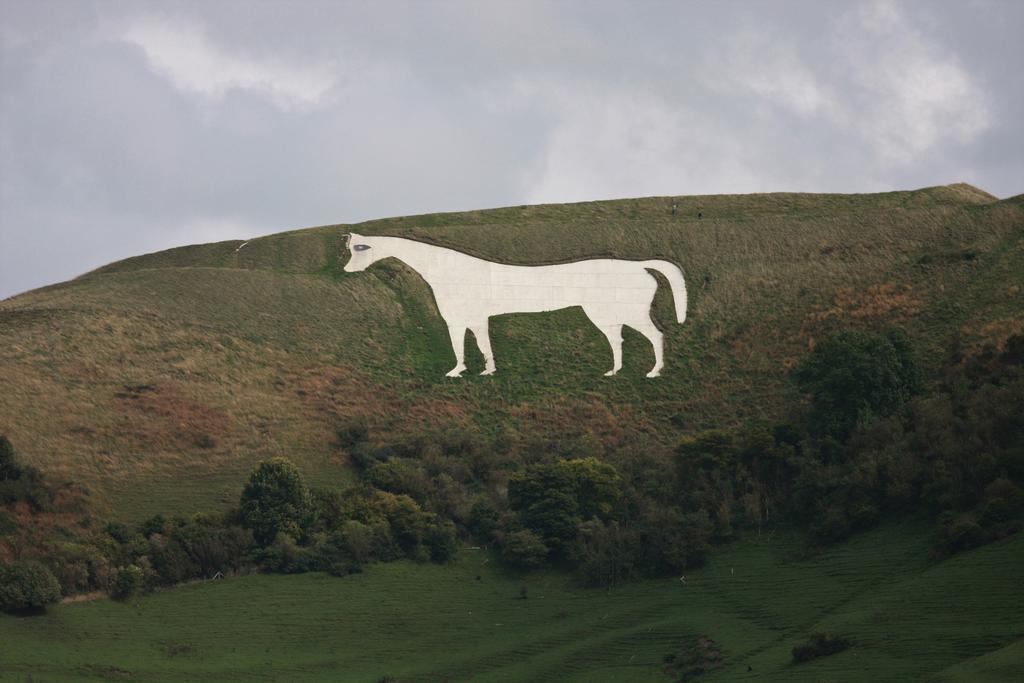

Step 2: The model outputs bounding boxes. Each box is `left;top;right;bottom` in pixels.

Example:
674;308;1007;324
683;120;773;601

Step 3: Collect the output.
0;560;62;613
664;635;723;679
794;329;921;440
0;435;17;480
572;520;636;587
0;508;15;535
104;522;131;544
49;542;111;596
139;514;167;538
112;565;145;600
365;458;431;501
508;457;621;553
239;458;313;546
501;530;548;569
335;419;369;449
791;633;851;663
0;436;52;511
425;518;459;563
467;499;499;542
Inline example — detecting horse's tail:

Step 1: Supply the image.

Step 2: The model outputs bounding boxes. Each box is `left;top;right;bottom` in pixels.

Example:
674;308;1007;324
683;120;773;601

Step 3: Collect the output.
642;260;688;324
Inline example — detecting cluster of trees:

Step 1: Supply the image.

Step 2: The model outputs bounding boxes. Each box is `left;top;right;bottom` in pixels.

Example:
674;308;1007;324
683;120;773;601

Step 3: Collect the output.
3;328;1021;609
0;451;455;610
341;419;715;586
664;331;1024;551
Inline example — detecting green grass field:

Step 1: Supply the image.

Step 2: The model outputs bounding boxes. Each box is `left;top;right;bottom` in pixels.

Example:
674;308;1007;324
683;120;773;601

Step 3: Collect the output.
1;519;1020;681
1;185;1021;521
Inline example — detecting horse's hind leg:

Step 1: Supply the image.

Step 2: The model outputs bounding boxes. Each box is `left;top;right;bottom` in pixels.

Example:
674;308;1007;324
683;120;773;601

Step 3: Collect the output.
633;316;664;378
596;324;623;376
471;321;496;376
445;325;467;378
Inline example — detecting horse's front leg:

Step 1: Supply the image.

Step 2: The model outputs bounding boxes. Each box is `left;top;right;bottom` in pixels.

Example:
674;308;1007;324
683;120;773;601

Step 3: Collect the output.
471;320;496;375
445;324;467;377
598;324;623;376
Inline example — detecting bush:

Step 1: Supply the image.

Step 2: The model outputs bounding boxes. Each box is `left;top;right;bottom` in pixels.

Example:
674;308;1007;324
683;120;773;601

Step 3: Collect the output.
112;565;145;600
502;530;548;569
0;560;63;613
792;633;850;663
239;458;313;546
335;419;369;449
467;499;499;542
937;515;992;555
425;518;458;563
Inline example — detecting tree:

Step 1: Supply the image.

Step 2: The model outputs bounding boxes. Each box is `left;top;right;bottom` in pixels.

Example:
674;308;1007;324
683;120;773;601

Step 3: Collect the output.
501;530;548;569
239;458;313;546
794;329;921;440
425;518;459;563
508;458;622;553
112;565;145;600
0;560;62;613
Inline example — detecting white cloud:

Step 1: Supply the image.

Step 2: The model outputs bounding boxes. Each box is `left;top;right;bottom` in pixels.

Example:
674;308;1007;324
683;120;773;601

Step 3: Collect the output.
837;0;991;162
705;30;838;119
519;82;765;204
702;1;991;165
120;17;336;110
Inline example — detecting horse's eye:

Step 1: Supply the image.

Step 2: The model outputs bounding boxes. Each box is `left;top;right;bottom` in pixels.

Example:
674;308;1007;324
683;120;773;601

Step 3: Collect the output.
353;244;371;251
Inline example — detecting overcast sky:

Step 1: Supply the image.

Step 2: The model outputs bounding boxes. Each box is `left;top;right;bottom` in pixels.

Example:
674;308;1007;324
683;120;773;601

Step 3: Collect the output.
1;0;1022;299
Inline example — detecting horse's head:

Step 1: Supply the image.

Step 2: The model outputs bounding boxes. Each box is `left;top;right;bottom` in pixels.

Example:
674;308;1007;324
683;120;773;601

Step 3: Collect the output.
342;232;378;272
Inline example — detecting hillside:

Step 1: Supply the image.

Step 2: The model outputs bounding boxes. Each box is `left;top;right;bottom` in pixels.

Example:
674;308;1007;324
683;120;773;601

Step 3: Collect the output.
1;519;1021;681
1;183;1022;520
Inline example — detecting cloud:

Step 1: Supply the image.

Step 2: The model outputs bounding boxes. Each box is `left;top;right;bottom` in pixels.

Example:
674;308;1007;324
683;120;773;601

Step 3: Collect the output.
836;0;991;162
1;0;1020;299
703;1;991;165
704;29;838;119
517;81;765;203
119;16;337;110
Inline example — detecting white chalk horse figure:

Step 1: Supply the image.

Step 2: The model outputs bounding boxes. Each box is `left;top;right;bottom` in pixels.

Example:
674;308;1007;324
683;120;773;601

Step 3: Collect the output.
342;233;687;378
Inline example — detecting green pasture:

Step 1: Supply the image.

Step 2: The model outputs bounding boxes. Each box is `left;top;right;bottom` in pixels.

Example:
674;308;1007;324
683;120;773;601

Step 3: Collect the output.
2;519;1021;681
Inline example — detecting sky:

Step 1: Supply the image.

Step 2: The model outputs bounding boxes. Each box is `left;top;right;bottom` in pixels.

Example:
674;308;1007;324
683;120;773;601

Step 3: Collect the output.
1;0;1022;299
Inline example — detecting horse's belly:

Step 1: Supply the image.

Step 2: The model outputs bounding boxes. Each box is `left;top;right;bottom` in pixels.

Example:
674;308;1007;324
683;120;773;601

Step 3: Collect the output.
433;276;655;319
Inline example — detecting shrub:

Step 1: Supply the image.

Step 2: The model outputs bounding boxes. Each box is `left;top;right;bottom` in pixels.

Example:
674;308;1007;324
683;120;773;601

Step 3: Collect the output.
335;419;370;449
425;518;458;563
502;530;548;569
139;514;168;538
257;533;304;573
937;515;992;555
51;542;112;595
467;499;500;542
112;565;145;600
792;633;850;663
0;560;62;613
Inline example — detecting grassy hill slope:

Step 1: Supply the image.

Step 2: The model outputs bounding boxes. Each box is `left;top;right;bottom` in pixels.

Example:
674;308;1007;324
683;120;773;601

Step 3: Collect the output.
1;184;1021;520
0;519;1020;681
